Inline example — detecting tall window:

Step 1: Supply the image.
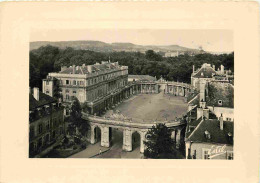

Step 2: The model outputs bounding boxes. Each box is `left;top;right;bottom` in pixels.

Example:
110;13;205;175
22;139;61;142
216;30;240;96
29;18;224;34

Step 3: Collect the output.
66;80;69;85
46;121;50;130
203;149;210;159
73;80;76;85
38;124;43;134
29;126;35;139
226;151;233;160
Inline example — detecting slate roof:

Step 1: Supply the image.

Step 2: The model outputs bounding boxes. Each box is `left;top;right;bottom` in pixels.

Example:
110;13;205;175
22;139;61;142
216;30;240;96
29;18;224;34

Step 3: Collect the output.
193;65;216;78
59;63;117;75
128;75;157;82
206;82;234;108
29;92;57;111
187;119;234;145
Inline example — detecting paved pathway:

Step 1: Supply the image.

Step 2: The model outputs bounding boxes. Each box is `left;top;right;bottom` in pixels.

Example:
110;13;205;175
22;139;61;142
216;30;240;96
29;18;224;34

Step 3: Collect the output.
69;142;109;158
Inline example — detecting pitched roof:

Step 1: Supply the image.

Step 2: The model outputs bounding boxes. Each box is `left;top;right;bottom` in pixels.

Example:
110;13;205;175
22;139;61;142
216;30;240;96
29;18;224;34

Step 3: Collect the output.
192;64;216;78
59;63;118;75
187;119;234;145
29;92;57;110
206;82;234;108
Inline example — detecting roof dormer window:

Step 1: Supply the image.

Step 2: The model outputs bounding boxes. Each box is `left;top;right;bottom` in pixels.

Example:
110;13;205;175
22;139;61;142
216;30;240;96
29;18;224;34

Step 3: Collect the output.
204;130;211;140
218;100;223;106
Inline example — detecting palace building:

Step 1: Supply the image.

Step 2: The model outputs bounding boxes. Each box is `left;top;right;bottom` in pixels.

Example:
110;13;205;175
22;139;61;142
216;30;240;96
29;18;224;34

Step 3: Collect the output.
29;87;65;158
42;61;132;115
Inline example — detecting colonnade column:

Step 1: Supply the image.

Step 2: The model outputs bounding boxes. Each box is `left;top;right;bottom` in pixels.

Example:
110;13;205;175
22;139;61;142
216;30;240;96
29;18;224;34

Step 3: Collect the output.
90;125;96;144
140;131;147;153
176;129;181;149
123;129;132;151
101;126;110;147
171;130;176;141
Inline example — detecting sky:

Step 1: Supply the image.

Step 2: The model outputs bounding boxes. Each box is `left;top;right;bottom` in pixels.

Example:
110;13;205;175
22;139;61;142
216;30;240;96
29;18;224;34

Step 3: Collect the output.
30;29;233;53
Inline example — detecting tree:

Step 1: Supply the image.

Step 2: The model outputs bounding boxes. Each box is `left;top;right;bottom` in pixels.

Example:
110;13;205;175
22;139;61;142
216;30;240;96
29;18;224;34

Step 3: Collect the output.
144;123;178;159
70;96;89;136
53;78;63;100
70;96;82;125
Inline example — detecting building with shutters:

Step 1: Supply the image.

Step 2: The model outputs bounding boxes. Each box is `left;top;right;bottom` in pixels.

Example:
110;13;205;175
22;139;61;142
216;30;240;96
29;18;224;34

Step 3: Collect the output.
29;87;65;158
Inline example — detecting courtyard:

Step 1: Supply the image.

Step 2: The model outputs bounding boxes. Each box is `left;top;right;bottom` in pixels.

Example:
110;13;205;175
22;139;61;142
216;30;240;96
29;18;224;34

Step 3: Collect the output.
70;91;187;158
104;91;188;122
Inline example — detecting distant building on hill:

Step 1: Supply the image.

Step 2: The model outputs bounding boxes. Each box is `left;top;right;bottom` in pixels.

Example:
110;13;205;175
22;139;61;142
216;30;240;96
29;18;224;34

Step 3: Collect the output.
29;87;65;158
164;51;185;57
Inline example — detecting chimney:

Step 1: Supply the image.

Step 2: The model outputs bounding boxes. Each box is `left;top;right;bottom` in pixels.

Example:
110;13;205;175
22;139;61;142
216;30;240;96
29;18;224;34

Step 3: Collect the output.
193;65;195;73
200;100;206;109
72;65;75;74
197;107;203;120
199;80;206;101
203;109;209;119
220;65;224;74
82;64;86;67
76;66;79;70
220;113;224;130
33;87;39;101
87;65;92;73
213;65;215;71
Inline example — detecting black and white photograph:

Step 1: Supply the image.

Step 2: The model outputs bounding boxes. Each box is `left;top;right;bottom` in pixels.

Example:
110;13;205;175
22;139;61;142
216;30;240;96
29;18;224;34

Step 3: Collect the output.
1;2;259;183
29;29;234;159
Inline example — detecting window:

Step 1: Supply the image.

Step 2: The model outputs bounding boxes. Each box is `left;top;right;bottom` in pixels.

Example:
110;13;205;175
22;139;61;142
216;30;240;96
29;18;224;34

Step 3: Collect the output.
73;91;76;94
202;149;210;159
29;126;35;139
73;80;76;85
66;94;70;100
46;90;49;94
66;89;69;93
66;109;70;115
66;80;69;85
46;81;49;85
77;81;80;85
38;124;43;134
87;80;90;85
81;81;84;85
46;121;50;130
226;151;233;160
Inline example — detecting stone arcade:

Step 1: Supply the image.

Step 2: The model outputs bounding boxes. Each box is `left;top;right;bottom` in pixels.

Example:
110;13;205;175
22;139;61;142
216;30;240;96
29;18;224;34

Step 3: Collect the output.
83;114;186;153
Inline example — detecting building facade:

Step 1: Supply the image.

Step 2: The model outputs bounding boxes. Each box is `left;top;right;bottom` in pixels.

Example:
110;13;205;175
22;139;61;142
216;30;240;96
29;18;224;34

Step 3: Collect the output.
29;87;65;158
43;61;131;115
191;63;234;91
185;63;234;159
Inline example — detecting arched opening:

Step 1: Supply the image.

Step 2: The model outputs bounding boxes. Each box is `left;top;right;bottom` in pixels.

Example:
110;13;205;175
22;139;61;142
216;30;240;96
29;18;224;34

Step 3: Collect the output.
110;128;123;147
94;126;101;144
109;127;113;144
132;131;141;151
179;128;186;155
